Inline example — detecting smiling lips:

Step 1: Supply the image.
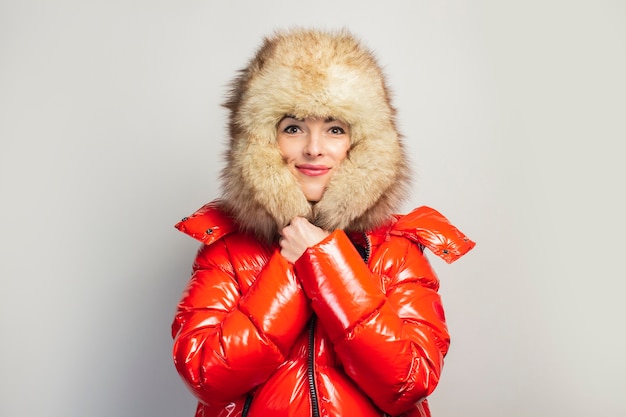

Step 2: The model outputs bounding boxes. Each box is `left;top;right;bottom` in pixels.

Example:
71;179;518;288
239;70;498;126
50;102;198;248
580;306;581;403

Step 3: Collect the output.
296;164;331;176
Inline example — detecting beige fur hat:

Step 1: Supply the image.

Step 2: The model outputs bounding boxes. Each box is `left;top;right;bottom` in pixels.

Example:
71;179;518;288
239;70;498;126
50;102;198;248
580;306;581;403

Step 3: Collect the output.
220;28;411;242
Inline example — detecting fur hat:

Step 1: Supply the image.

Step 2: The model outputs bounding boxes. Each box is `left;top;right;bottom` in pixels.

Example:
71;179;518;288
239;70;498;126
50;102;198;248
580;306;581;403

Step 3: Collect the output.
220;28;411;242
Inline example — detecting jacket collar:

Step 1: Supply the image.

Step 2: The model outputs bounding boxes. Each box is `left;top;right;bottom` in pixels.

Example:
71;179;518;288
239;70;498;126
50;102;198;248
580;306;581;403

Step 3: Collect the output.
174;201;237;245
176;202;475;265
390;206;475;263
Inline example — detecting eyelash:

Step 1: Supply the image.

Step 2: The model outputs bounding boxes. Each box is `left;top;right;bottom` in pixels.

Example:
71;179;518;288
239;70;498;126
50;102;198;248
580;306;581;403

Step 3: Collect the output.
282;125;346;135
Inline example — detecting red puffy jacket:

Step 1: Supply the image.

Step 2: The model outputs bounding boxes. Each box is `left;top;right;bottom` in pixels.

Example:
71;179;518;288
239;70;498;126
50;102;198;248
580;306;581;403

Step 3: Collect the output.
172;201;474;417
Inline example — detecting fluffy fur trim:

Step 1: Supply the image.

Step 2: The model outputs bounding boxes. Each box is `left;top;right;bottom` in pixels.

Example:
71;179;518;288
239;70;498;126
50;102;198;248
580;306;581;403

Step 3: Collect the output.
220;28;411;242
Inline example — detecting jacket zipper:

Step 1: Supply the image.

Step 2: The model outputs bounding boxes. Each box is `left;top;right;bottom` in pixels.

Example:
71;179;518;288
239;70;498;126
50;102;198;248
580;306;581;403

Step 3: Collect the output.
241;393;253;417
362;232;371;263
308;315;320;417
243;317;320;417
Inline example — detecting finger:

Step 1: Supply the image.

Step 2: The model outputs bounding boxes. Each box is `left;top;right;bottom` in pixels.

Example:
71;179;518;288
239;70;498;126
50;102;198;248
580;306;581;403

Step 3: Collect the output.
291;216;309;226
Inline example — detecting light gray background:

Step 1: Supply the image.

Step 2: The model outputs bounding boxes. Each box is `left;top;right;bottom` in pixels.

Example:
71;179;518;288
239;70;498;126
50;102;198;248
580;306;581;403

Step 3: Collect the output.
1;1;625;416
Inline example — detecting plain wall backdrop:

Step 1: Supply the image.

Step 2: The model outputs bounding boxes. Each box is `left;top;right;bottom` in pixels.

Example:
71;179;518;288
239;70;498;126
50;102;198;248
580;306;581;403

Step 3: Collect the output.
1;1;625;416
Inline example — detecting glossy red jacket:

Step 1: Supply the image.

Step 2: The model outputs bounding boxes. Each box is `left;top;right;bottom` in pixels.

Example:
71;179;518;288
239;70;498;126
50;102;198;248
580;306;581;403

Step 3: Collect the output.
172;201;474;417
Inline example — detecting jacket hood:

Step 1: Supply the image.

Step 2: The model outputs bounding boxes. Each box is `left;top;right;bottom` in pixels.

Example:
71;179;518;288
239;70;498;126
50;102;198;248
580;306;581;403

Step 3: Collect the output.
220;28;411;242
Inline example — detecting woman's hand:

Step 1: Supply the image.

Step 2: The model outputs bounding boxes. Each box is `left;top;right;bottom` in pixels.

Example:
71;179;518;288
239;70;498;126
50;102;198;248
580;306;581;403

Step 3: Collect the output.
279;217;330;263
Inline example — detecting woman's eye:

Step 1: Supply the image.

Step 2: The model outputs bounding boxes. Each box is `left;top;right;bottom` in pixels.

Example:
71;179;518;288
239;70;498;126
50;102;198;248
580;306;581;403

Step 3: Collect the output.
283;125;300;134
329;126;346;135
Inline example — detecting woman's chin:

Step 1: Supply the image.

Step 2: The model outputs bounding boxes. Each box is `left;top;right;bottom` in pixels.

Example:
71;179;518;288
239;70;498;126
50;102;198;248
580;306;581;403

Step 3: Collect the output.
302;190;324;203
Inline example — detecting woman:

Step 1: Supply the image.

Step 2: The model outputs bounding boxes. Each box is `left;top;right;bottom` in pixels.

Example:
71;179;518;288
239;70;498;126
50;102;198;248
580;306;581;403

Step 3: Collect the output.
172;28;475;417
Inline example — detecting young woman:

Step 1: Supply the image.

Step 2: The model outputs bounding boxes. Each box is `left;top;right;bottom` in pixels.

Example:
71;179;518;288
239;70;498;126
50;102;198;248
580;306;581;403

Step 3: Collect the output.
172;28;475;417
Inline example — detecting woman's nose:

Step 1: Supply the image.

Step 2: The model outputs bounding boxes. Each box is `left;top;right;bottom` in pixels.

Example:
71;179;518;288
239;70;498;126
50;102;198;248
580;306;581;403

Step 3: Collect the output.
304;129;322;156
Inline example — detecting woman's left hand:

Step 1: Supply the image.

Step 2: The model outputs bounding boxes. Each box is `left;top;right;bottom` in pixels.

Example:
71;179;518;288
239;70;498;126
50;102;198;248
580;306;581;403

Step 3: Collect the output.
279;217;330;263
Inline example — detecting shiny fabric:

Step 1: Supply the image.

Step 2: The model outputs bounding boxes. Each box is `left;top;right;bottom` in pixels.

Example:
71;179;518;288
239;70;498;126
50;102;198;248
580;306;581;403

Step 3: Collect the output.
172;201;474;417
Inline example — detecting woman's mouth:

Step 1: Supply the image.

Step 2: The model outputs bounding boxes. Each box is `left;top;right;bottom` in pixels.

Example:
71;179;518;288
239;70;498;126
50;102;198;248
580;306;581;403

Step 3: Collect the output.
296;164;331;176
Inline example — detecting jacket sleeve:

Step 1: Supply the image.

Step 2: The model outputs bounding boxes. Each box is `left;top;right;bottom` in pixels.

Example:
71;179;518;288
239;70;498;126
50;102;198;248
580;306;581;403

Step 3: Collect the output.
294;230;449;415
172;239;312;407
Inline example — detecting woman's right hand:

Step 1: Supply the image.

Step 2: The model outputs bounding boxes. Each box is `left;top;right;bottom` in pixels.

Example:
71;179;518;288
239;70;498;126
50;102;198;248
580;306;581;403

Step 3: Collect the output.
279;217;329;263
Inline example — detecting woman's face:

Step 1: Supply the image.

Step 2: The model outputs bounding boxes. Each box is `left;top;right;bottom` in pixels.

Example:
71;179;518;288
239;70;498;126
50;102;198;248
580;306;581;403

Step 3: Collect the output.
277;116;351;202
